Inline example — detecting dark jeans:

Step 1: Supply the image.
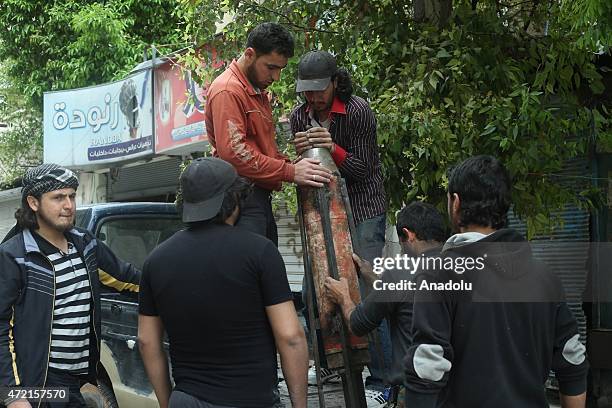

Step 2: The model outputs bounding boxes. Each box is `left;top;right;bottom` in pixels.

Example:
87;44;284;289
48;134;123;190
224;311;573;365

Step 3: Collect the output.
235;186;278;246
354;213;387;265
44;368;86;408
169;390;282;408
354;214;392;392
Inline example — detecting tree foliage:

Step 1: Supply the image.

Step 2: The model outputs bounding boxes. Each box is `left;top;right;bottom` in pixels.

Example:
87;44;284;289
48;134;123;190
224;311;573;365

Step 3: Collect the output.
0;65;42;187
0;0;187;183
0;0;187;102
180;0;611;236
0;0;609;235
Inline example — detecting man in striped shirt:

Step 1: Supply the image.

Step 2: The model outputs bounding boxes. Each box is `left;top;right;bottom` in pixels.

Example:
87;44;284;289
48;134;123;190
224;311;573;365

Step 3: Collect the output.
34;235;91;376
290;51;391;405
290;50;387;265
0;164;140;407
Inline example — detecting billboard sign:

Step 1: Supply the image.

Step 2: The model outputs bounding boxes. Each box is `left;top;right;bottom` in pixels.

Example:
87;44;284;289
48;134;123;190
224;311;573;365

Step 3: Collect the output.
154;50;225;155
44;70;154;167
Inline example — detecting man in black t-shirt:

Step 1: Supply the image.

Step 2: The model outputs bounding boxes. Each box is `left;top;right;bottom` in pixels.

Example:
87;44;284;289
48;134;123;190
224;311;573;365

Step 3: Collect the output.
138;157;308;408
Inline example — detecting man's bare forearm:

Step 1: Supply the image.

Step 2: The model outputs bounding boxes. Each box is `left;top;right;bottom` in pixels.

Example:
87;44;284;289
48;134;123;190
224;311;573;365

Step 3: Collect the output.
340;298;357;329
140;344;172;408
560;392;586;408
278;336;309;408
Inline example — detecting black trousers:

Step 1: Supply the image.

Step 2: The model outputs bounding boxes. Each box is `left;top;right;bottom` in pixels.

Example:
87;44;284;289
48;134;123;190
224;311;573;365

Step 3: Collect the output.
235;186;278;246
43;368;87;408
169;390;282;408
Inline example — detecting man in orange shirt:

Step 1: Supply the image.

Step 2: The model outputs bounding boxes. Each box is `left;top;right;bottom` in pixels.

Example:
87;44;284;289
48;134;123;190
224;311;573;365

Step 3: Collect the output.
205;22;332;245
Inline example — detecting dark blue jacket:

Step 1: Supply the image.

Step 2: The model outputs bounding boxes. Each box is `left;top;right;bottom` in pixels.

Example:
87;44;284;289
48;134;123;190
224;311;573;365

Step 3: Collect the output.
0;228;140;406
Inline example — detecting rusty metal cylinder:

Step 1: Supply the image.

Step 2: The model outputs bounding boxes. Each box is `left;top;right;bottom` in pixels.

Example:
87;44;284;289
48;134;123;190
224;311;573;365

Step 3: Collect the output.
299;147;369;369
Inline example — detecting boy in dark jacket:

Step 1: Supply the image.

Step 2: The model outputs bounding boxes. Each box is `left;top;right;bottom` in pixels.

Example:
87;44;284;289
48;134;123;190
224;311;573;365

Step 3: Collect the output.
404;155;588;408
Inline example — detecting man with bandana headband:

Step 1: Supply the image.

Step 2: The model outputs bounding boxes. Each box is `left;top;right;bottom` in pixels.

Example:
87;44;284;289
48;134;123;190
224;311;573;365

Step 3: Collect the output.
0;164;140;408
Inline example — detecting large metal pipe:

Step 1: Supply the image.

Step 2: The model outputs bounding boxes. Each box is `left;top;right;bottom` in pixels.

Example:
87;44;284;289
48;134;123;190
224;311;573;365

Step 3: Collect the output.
297;195;327;407
299;147;369;369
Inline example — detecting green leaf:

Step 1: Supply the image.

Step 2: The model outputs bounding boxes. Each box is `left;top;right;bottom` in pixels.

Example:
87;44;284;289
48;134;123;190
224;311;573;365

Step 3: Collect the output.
560;65;573;83
481;125;497;136
428;74;438;89
436;49;451;58
590;80;605;95
535;213;549;225
420;178;428;192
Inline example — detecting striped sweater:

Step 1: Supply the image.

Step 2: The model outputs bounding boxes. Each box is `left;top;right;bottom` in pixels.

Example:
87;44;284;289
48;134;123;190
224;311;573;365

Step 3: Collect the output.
33;235;91;374
48;243;91;374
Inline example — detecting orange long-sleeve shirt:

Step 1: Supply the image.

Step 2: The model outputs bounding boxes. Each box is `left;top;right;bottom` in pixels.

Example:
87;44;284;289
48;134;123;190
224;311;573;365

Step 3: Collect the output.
205;60;295;191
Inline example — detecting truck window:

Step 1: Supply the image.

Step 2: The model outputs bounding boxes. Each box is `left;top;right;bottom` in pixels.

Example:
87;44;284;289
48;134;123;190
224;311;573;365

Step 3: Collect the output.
75;208;92;229
97;217;183;271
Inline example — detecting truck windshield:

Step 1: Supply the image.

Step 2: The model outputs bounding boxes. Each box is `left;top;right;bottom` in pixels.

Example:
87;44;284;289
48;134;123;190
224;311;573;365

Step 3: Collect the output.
98;217;183;270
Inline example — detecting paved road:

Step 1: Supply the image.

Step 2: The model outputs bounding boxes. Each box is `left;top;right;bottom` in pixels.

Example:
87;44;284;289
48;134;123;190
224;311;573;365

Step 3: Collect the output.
280;386;562;408
278;365;365;407
278;361;564;407
279;379;350;407
279;372;564;407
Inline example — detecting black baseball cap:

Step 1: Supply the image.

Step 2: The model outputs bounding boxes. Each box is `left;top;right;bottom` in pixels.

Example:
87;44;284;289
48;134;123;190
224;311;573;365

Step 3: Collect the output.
180;157;237;222
296;50;337;93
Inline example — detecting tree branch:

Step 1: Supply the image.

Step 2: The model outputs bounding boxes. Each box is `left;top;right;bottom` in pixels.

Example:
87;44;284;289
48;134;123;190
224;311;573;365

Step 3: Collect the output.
523;0;540;31
495;0;502;18
242;1;340;35
414;0;425;22
498;0;538;9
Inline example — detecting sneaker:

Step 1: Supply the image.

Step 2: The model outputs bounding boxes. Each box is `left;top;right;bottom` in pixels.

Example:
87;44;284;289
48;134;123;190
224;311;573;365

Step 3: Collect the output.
307;366;341;385
365;388;388;408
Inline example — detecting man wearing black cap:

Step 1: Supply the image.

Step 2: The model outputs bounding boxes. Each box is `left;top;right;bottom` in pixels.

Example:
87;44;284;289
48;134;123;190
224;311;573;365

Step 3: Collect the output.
290;50;387;275
138;157;308;408
290;51;391;404
0;163;140;407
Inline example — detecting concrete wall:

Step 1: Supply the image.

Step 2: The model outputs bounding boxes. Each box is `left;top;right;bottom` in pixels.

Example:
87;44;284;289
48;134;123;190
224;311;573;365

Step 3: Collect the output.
77;171;107;205
0;188;20;240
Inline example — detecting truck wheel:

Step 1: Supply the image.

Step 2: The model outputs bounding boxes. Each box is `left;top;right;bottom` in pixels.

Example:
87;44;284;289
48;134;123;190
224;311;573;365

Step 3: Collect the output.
81;382;119;408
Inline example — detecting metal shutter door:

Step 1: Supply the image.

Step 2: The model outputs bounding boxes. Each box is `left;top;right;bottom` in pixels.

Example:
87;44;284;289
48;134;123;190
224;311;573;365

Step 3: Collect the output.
107;157;182;201
275;203;305;292
508;158;591;340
